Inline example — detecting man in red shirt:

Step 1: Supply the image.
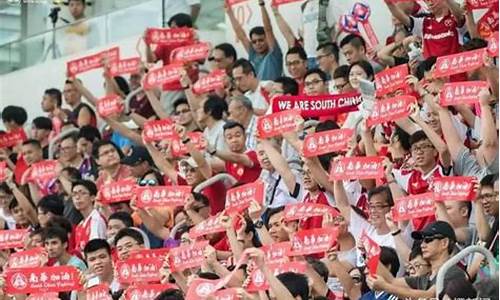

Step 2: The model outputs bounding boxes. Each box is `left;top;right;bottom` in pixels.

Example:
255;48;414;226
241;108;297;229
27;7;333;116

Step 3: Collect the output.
93;141;132;189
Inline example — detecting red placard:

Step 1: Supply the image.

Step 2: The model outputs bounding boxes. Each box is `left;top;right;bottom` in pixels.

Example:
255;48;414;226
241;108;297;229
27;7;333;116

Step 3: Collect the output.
185;278;221;300
284;203;339;222
5;266;81;294
261;242;292;264
225;181;265;214
67;47;120;76
29;160;58;182
477;7;499;39
8;247;45;268
272;93;362;118
170;42;211;63
100;178;137;204
116;257;163;284
271;0;302;6
247;261;307;292
256;109;302;138
487;31;499;57
168;241;209;272
108;57;141;77
439;81;489;106
288;227;338;256
189;215;227;239
129;248;170;260
135;185;191;208
466;0;497;10
329;156;385;181
192;69;226;94
212;288;239;300
26;293;59;300
86;284;112;300
225;0;248;6
360;231;381;276
144;27;194;45
433;48;486;78
392;192;436;222
0;229;28;250
374;64;409;97
143;64;184;90
124;284;178;300
0;161;6;182
142;119;176;142
433;176;477;202
96;94;124;118
0;128;27;148
366;95;415;127
170;132;207;157
303;128;354;157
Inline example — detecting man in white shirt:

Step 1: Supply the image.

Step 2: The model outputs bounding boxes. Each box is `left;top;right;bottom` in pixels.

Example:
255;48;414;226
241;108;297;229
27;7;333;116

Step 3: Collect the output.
231;59;270;116
198;95;227;151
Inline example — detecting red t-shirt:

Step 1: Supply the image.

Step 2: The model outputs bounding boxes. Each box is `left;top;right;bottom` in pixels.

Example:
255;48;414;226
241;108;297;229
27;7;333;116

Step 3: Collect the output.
411;13;461;59
154;44;199;91
225;151;262;185
177;175;227;216
299;191;334;231
95;164;132;190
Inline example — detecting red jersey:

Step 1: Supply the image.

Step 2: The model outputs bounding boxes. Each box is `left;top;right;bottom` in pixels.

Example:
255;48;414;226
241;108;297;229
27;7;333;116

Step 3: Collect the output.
299;191;334;230
95;164;132;189
177;175;227;216
74;209;107;252
225;151;262;184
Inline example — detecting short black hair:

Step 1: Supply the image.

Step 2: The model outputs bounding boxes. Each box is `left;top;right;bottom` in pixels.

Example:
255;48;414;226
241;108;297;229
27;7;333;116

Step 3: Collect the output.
368;185;394;206
61;166;82;181
393;126;411;151
168;13;193;28
109;212;134;228
0;183;12;195
380;246;400;277
232;58;256;76
276;272;309;300
416;57;437;80
68;0;86;5
84;239;111;258
480;173;498;188
61;133;78;144
265;206;285;228
409;130;431;146
223;120;245;133
340;34;366;51
44;88;63;107
22;139;42;149
409;242;423;261
78;125;101;142
33;116;53;131
203;95;227;121
214;43;237;61
92;140;123;160
173;98;190;112
113;76;130;95
2;106;27;126
249;26;265;39
43;226;69;244
333;65;350;80
317;42;340;62
38;195;64;216
286;46;307;61
114;228;145;246
192;192;209;207
304;68;328;83
9;197;20;211
72;179;98;196
274;76;299;96
46;216;73;235
306;257;329;282
439;276;477;300
348;60;374;80
153;289;184;300
198;272;220;280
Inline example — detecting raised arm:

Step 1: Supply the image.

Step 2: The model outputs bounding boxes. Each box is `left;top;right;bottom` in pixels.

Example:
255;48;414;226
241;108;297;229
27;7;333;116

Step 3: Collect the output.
259;139;298;194
144;89;169;120
71;78;99;107
333;179;352;223
5;174;38;226
271;6;297;48
476;89;499;167
259;1;277;50
383;0;411;27
144;142;178;184
438;108;465;162
377;42;400;67
303;157;333;194
225;2;251;53
445;0;465;26
102;116;143;146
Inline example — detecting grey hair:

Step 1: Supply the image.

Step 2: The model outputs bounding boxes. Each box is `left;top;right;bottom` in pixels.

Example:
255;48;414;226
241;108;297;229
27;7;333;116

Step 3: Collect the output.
230;95;253;112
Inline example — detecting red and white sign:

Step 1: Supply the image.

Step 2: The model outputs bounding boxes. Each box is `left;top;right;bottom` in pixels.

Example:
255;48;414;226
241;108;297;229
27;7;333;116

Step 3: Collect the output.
0;128;27;148
135;185;191;208
284;203;339;222
116;257;163;284
439;81;489;106
124;284;178;300
185;278;220;300
108;57;141;77
303;128;354;157
329;156;385;181
26;293;59;300
144;27;194;45
272;93;362;118
247;261;307;292
192;69;226;94
8;247;45;268
170;42;211;64
366;95;415;127
225;181;265;214
100;178;137;204
271;0;302;6
374;64;409;97
129;248;170;260
142;119;176;142
477;7;499;39
392;192;436;222
143;64;184;90
225;0;248;6
466;0;497;10
168;241;209;272
261;242;292;264
86;284;112;300
67;47;120;76
189;215;227;239
433;176;477;202
5;266;81;294
433;48;486;78
288;227;338;256
212;288;239;300
0;229;28;250
360;231;381;275
29;160;58;182
96;94;124;118
0;161;6;182
170;132;207;157
487;31;499;57
256;109;302;139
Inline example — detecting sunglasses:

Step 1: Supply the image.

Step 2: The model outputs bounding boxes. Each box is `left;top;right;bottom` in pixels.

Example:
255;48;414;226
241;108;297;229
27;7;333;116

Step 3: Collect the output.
422;234;446;244
139;179;157;186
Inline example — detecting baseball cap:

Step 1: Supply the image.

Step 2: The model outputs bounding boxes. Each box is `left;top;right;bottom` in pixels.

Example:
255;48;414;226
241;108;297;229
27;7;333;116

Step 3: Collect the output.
121;146;153;166
411;221;456;241
179;157;198;168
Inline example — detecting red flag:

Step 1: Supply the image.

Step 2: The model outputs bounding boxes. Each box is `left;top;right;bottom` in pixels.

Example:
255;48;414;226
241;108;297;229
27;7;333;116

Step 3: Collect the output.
29;160;58;182
433;176;477;201
5;266;82;294
170;42;211;64
0;229;28;250
142;64;184;90
0;161;7;182
86;284;112;300
0;128;27;148
108;57;141;77
303;129;353;157
260;242;292;264
466;0;497;10
477;6;499;39
124;284;178;300
142;119;176;142
392;192;436;221
115;257;163;284
225;0;248;7
189;215;227;239
135;185;191;208
329;156;385;181
247;261;307;292
67;47;120;76
272;93;362;118
8;247;45;268
185;278;220;300
271;0;302;6
170;132;207;157
360;230;381;275
192;69;226;94
128;248;170;260
487;31;499;57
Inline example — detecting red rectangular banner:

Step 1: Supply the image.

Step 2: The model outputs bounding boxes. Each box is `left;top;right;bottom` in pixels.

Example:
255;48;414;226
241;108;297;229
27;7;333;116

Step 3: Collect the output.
185;278;221;300
477;7;499;39
0;161;6;182
30;160;58;182
392;192;436;221
100;178;137;204
284;203;339;222
26;293;59;300
247;261;307;292
466;0;497;10
116;257;163;284
189;215;227;239
488;31;499;57
360;231;381;276
374;64;409;97
170;132;207;157
192;69;226;94
329;156;385;181
170;42;211;64
67;47;120;76
288;227;338;256
261;242;292;264
433;176;477;201
142;119;176;142
96;94;124;118
5;266;82;294
86;284;112;300
256;109;302;138
143;64;184;90
135;185;191;208
124;284;178;300
0;229;28;250
272;92;362;118
433;48;486;78
145;28;194;45
271;0;302;6
168;241;209;272
8;247;45;268
108;57;141;77
366;95;415;127
303;128;354;157
128;248;170;260
440;81;489;106
0;128;27;148
225;181;265;214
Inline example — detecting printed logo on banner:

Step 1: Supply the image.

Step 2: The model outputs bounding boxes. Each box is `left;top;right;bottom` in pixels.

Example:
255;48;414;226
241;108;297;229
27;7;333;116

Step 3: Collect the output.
329;156;385;181
185;278;220;300
5;266;82;294
247;262;307;292
256;109;302;139
0;128;27;148
189;215;227;239
168;241;209;272
108;57;141;77
374;64;409;96
192;69;226;94
143;64;184;90
100;178;137;204
433;48;486;78
30;160;58;182
135;185;191;208
487;31;499;57
145;28;194;45
170;42;211;64
284;203;340;222
433;176;477;202
477;7;499;39
0;229;28;250
116;257;163;284
170;132;207;157
466;0;497;10
142;119;176;142
272;93;362;118
366;95;415;127
67;47;120;76
96;94;124;118
260;242;292;264
303;129;354;157
225;181;265;214
86;284;112;300
360;231;381;275
124;284;178;300
288;227;338;256
8;247;45;268
439;81;489;106
392;192;436;222
128;248;170;260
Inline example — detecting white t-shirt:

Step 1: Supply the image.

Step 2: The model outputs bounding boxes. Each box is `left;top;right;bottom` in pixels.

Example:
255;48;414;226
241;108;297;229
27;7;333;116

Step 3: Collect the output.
245;82;271;112
204;120;226;151
163;0;200;24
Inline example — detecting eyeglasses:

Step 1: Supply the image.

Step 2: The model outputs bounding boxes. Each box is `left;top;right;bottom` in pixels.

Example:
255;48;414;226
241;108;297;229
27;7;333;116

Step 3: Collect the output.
422;234;446;244
405;262;430;272
139;179;157;186
368;204;391;211
174;109;190;116
477;192;499;201
411;144;434;153
208;57;223;63
304;79;324;87
98;148;117;158
334;81;348;91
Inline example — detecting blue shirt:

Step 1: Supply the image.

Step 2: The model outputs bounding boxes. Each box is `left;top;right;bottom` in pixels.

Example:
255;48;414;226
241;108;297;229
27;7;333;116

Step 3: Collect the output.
249;42;283;81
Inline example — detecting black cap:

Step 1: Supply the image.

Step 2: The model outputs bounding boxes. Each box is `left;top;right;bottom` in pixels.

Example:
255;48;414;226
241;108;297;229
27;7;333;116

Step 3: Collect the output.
411;221;456;241
121;146;153;166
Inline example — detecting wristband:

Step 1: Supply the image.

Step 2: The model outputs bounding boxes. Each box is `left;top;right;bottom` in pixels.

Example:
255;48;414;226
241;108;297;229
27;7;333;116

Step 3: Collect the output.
208;149;217;156
182;84;191;90
391;229;401;236
182;138;191;144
